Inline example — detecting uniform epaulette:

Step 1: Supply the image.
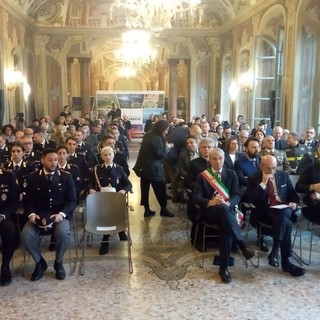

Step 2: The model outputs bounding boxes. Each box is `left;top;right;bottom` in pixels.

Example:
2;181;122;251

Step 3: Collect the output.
60;168;71;175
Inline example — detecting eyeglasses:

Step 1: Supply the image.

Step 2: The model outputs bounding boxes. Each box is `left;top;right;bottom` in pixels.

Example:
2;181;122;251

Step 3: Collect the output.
306;131;315;134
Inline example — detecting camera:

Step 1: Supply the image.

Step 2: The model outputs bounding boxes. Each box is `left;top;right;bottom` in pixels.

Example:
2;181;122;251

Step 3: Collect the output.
14;112;24;121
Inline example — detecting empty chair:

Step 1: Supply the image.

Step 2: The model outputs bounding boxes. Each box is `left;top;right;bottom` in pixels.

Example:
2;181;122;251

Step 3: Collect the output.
81;192;133;275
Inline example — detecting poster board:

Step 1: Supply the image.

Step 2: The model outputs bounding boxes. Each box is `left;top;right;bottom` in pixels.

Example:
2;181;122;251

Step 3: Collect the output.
96;91;165;137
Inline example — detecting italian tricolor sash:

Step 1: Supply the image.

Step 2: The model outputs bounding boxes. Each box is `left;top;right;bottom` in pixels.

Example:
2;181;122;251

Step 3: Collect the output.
201;167;244;226
201;167;230;200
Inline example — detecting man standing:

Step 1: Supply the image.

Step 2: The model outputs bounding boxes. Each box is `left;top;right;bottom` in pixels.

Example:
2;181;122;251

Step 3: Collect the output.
21;149;77;281
245;155;304;277
193;148;255;283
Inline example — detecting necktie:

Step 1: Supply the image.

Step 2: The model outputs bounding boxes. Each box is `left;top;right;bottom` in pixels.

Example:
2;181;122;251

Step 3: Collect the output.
251;159;257;169
46;174;53;182
14;165;19;173
267;179;278;206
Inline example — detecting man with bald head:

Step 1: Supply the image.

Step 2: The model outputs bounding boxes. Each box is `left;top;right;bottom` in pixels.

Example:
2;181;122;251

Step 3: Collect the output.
245;155;305;277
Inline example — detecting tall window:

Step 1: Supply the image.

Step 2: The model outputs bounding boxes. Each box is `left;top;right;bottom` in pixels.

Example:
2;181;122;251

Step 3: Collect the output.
253;30;284;129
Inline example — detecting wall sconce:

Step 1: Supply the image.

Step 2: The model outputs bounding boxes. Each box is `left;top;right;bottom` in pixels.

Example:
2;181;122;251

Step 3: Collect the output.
228;81;238;101
5;70;24;92
239;72;253;92
23;82;31;102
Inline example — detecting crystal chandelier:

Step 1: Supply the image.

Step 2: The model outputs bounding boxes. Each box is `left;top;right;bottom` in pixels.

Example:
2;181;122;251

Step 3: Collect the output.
114;0;201;34
115;30;157;69
118;66;137;79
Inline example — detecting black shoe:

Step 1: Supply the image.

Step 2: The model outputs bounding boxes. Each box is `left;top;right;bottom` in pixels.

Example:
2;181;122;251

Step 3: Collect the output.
118;231;128;241
257;241;269;253
282;262;305;277
0;266;12;286
144;210;156;218
241;247;256;260
31;257;47;281
268;253;279;268
99;242;109;255
219;267;232;284
160;209;175;217
54;260;66;280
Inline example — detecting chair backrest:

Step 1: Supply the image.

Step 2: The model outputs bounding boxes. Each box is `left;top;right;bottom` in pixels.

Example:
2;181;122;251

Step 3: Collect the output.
85;192;127;235
289;174;305;205
289;174;300;188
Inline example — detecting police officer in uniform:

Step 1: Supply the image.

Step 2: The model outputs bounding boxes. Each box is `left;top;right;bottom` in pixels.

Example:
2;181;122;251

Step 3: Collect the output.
20;136;42;169
66;137;90;188
0;135;11;165
88;146;132;255
21;149;77;281
96;135;130;176
56;145;81;199
0;167;20;286
4;142;36;230
283;132;308;174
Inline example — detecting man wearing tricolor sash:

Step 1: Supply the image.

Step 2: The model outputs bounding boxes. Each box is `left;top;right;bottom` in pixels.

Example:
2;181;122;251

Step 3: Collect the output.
193;148;255;283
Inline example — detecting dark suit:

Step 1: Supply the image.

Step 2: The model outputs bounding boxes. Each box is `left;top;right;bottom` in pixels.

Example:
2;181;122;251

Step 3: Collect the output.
224;153;244;170
193;168;241;267
296;162;320;223
234;155;261;188
76;142;97;168
185;157;209;191
68;152;90;184
274;139;288;151
0;169;20;268
0;146;11;165
24;150;42;169
58;163;82;199
33;140;56;152
178;150;199;180
21;169;77;264
245;170;299;264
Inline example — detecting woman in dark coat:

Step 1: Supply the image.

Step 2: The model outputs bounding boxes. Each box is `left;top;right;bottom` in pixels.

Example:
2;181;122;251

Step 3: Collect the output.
134;120;174;218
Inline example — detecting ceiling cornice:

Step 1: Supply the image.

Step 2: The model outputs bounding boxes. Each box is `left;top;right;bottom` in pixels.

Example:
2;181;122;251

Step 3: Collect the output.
1;0;37;32
219;0;284;35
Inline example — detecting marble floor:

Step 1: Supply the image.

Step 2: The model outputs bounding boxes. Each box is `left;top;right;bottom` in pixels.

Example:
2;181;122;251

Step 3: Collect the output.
1;140;320;320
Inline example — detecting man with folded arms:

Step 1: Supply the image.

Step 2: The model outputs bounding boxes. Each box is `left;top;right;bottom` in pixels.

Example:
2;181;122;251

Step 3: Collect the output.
193;148;255;283
21;149;77;281
245;154;305;277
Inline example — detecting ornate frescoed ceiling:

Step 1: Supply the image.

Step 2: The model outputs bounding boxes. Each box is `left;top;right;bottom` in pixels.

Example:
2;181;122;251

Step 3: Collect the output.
10;0;258;30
